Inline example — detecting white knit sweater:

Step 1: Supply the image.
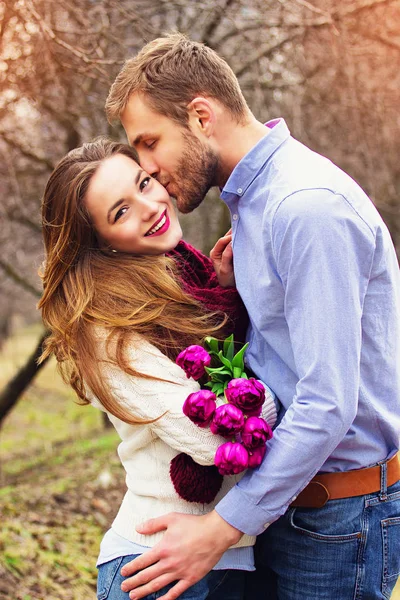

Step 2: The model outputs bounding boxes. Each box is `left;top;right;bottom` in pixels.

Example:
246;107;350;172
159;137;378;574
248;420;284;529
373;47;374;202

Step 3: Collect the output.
89;335;277;548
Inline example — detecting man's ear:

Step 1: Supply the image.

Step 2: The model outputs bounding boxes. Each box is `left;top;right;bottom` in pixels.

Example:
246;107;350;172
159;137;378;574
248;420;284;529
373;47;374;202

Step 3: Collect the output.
187;97;215;137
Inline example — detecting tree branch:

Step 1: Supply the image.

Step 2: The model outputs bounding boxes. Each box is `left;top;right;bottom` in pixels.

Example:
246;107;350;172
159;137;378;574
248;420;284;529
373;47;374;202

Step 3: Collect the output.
0;131;54;170
24;0;119;79
6;214;42;234
235;33;303;79
202;0;238;45
294;0;400;28
0;331;50;424
0;259;42;298
359;31;400;51
214;22;270;50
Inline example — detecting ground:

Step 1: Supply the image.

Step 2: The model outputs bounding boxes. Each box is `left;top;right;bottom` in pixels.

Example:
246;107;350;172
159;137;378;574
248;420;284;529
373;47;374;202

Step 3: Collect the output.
1;324;399;600
0;324;125;600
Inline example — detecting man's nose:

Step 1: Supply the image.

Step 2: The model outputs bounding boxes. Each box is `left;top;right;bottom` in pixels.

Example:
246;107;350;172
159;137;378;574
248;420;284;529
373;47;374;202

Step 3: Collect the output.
137;153;159;179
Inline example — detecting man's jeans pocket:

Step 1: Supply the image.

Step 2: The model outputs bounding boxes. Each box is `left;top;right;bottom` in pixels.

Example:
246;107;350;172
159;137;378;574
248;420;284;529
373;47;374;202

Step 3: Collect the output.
382;516;400;598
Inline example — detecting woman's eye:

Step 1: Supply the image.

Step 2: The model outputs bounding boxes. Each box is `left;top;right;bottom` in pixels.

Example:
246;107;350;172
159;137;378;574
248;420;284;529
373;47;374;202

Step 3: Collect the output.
140;176;151;192
114;207;127;222
145;141;156;149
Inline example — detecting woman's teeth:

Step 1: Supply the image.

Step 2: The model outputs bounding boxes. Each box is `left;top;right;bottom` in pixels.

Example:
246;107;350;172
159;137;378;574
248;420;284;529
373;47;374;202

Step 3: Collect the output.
147;213;166;235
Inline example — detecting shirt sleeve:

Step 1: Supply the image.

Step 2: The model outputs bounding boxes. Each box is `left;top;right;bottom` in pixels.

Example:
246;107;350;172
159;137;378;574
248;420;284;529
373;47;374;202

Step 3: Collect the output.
216;188;376;534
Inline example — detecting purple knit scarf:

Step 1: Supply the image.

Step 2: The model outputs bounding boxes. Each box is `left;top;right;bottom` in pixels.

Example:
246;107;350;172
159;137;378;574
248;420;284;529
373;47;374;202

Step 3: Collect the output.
167;240;249;343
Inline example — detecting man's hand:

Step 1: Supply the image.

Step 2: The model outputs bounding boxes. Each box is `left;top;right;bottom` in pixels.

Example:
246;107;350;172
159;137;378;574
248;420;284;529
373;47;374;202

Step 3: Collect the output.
210;230;235;288
120;510;242;600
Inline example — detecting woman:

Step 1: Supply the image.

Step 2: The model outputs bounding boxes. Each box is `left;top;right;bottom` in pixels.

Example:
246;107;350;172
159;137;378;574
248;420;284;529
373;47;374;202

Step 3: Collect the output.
38;138;277;600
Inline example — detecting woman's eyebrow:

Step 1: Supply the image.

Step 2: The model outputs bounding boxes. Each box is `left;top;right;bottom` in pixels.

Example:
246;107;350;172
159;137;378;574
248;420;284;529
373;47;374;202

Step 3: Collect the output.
106;170;144;223
107;199;124;224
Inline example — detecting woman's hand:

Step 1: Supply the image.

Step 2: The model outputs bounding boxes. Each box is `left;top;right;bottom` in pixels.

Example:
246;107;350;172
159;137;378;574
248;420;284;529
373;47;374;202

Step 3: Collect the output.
210;230;235;288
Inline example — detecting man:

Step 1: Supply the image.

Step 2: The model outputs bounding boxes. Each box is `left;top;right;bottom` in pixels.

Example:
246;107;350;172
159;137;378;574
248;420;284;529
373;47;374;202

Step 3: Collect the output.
105;34;400;600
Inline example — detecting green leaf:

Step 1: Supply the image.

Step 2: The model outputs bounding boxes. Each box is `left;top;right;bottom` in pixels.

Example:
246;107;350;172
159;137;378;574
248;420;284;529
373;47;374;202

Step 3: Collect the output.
209;372;230;384
212;383;225;396
223;334;235;362
206;368;232;376
218;350;234;371
205;365;231;375
233;366;243;379
231;342;249;370
204;336;219;354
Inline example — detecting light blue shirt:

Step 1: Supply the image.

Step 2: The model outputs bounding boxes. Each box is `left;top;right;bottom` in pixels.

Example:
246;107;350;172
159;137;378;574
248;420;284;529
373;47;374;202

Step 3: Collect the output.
216;118;400;535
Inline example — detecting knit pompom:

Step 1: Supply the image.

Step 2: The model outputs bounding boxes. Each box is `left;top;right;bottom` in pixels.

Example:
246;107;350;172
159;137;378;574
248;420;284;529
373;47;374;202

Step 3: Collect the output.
170;453;223;504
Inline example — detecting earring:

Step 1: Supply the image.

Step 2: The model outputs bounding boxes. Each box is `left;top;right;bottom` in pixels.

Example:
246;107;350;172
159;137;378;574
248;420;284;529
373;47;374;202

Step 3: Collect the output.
111;249;117;253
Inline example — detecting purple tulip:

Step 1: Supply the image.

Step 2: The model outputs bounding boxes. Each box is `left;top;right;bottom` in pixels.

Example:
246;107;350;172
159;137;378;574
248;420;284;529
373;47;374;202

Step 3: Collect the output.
183;390;216;427
210;404;245;438
214;442;249;476
241;416;273;450
225;378;265;416
247;444;267;468
176;345;211;380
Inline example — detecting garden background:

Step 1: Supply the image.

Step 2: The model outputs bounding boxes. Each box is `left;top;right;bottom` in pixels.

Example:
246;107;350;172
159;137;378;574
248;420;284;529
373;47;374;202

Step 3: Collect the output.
1;0;399;598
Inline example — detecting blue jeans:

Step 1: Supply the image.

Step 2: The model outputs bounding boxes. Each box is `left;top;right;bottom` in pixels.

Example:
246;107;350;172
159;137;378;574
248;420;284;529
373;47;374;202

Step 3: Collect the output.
245;478;400;599
97;555;245;600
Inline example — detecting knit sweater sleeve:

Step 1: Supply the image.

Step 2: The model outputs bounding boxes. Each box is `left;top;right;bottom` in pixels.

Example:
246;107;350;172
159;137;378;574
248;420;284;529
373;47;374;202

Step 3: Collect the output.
102;339;228;466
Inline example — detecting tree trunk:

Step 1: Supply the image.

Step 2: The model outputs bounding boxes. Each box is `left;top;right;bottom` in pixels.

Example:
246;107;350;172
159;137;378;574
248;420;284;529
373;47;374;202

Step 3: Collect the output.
0;332;49;424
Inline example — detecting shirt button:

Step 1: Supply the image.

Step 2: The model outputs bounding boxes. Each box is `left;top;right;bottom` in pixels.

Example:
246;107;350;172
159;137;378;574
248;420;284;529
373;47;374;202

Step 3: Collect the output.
291;496;297;502
237;187;243;195
232;214;238;220
263;522;270;529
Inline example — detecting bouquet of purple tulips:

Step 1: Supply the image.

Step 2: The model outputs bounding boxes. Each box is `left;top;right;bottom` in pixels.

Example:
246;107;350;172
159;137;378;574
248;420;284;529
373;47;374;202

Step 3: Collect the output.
176;334;273;476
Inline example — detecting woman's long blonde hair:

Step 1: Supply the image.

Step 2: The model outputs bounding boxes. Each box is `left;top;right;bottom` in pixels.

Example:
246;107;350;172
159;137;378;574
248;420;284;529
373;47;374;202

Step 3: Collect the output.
38;137;226;424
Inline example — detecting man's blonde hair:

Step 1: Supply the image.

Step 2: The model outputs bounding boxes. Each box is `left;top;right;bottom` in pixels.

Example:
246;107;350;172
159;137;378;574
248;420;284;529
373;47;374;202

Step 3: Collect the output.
105;33;249;127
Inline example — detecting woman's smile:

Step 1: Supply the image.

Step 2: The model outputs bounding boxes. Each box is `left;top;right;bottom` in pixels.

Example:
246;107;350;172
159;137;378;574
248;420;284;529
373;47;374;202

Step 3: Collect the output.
145;209;170;237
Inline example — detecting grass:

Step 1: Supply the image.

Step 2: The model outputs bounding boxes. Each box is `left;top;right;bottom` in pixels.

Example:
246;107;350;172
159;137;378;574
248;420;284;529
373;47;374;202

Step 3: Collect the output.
0;323;399;599
0;324;125;600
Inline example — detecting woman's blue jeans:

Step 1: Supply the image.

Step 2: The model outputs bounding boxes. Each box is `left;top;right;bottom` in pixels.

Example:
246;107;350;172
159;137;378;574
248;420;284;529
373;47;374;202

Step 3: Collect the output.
245;479;400;599
97;555;245;600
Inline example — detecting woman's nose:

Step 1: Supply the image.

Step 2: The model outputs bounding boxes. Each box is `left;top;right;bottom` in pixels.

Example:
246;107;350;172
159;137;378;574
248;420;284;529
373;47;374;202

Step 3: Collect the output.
140;198;160;221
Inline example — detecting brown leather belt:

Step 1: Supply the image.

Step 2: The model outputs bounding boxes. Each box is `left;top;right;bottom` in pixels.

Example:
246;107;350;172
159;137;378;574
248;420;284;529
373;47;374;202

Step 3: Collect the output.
291;451;400;509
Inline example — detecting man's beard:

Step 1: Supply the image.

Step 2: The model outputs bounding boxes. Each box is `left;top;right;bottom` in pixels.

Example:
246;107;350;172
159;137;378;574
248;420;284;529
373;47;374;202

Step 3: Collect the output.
173;131;220;214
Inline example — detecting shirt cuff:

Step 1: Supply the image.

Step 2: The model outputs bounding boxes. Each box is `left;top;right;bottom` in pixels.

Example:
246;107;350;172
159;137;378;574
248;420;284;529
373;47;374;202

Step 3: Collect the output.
215;484;284;536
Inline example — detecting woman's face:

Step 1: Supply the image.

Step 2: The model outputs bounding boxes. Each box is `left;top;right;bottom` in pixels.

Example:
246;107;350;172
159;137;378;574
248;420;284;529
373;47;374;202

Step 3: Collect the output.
84;153;183;255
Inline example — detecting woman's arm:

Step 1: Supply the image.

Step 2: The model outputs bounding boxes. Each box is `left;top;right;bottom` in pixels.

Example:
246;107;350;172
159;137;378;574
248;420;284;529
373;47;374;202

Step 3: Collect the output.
103;340;227;464
103;339;277;465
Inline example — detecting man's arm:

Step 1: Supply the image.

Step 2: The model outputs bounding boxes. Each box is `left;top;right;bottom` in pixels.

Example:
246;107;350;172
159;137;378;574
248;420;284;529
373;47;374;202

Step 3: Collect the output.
120;511;241;600
214;189;376;536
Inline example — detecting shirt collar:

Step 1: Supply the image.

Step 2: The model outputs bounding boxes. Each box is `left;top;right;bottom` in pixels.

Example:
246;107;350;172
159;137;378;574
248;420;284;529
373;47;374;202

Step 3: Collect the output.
221;118;290;200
